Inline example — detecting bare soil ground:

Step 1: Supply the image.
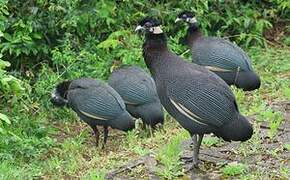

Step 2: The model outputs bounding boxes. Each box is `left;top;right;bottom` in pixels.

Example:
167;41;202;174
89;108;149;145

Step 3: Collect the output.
104;101;290;180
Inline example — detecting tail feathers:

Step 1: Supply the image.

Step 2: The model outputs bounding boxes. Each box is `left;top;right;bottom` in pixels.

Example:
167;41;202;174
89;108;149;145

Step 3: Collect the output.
50;88;68;107
236;71;261;91
215;71;261;91
215;114;253;142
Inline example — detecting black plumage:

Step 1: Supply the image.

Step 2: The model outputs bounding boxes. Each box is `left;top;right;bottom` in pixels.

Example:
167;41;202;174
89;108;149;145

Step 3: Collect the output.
108;66;164;128
50;78;135;147
136;17;253;168
175;11;261;91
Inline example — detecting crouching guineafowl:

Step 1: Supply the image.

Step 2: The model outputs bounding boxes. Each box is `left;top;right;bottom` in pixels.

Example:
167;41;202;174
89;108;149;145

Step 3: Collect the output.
108;66;164;129
175;11;261;91
136;17;253;168
51;78;135;147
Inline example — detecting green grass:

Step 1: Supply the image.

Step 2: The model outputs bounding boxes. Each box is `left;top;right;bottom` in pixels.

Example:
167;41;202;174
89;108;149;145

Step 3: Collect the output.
156;130;188;179
0;46;289;179
284;144;290;151
222;162;248;176
202;136;223;147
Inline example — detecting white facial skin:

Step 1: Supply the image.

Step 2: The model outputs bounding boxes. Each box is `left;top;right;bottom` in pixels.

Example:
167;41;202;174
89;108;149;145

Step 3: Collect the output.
135;25;163;34
186;17;197;24
175;16;197;24
51;88;58;99
51;88;68;103
149;26;163;34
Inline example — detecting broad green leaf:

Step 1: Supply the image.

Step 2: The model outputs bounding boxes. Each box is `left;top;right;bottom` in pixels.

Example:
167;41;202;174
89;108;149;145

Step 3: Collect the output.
97;39;120;49
283;87;290;99
0;113;10;124
0;60;10;69
0;127;4;134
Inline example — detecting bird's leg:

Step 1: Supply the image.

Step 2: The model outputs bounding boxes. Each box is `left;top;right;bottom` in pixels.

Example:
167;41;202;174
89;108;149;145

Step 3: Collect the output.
91;126;99;147
149;125;153;137
192;134;199;168
102;126;109;149
197;134;204;155
159;123;165;132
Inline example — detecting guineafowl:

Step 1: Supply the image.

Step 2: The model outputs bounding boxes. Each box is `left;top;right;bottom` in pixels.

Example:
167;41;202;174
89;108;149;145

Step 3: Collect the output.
51;78;135;147
108;66;164;129
175;11;261;91
135;17;253;168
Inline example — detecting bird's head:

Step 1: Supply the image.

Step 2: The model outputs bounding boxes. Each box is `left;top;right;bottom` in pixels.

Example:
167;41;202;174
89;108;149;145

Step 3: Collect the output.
138;101;164;128
50;80;71;107
175;11;197;25
111;111;136;132
135;17;163;34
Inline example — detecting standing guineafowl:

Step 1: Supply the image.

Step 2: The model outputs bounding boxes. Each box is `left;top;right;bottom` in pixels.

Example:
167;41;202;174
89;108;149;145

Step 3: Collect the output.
135;17;253;168
51;78;135;147
108;66;164;129
175;11;261;91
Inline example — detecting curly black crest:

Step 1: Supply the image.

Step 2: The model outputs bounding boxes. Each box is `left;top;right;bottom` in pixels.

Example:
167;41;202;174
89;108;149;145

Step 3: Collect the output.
56;81;71;98
138;17;160;28
177;11;195;19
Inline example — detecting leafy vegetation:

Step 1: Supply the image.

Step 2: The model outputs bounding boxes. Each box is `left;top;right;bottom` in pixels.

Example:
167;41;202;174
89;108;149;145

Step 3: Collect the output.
156;131;187;179
222;162;248;176
0;0;289;179
201;136;223;147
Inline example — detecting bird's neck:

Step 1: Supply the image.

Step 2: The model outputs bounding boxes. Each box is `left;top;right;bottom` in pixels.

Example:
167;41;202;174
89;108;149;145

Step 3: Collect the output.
143;33;169;75
143;33;168;52
56;81;71;99
185;23;203;45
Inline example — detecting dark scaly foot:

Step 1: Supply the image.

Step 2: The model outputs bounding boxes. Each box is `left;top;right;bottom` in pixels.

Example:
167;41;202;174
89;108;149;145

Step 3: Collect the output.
197;134;204;155
91;126;99;147
149;126;153;137
102;126;109;149
142;122;147;130
191;134;199;168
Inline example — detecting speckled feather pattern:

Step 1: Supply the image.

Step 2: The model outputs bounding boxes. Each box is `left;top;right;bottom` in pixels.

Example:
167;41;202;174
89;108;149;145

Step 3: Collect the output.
191;37;253;71
143;33;252;140
67;78;127;127
108;66;159;105
108;66;164;126
150;51;238;134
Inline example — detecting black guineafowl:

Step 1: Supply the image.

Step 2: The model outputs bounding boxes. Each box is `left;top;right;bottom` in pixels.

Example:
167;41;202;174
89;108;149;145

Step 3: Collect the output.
51;78;135;147
175;11;261;91
108;66;164;128
135;17;253;168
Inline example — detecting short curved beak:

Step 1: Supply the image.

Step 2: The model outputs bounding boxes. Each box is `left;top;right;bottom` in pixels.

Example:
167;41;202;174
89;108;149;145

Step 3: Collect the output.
135;25;144;32
175;18;182;23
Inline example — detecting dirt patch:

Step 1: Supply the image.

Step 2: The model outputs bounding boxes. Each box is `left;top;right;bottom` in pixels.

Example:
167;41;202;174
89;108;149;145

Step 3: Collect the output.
51;121;127;148
181;101;290;178
104;101;290;179
264;20;290;45
105;154;158;180
51;121;86;143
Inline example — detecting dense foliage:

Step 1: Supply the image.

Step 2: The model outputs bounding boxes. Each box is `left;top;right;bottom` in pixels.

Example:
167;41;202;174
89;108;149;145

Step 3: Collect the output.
0;0;289;178
1;0;289;70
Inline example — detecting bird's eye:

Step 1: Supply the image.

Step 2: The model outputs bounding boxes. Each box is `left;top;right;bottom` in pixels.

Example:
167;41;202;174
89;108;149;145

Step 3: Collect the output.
144;22;152;28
